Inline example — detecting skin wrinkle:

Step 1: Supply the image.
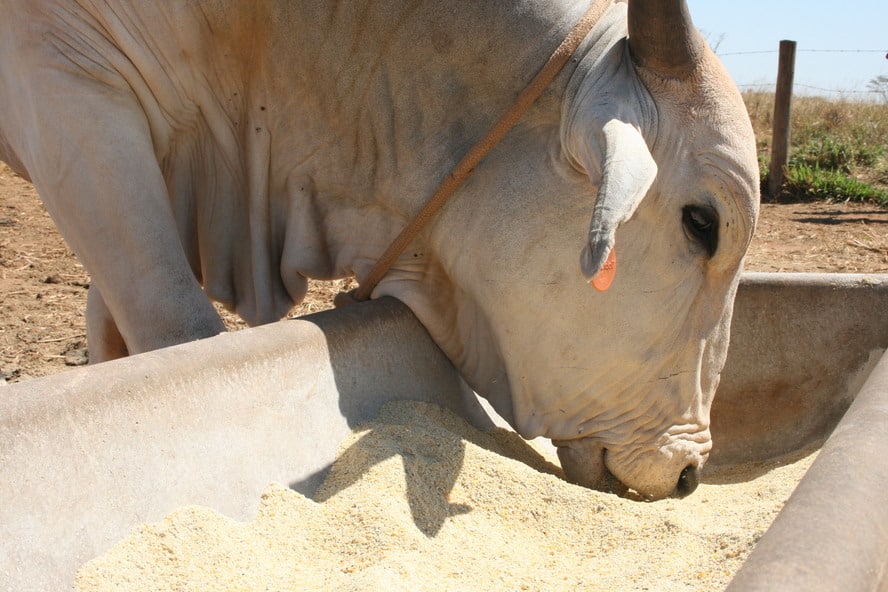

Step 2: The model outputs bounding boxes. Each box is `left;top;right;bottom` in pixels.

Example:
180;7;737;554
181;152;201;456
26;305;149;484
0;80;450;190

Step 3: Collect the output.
42;5;129;95
655;370;692;382
581;377;688;438
699;157;758;253
81;2;183;112
554;348;677;436
45;32;113;82
545;332;701;442
553;297;713;464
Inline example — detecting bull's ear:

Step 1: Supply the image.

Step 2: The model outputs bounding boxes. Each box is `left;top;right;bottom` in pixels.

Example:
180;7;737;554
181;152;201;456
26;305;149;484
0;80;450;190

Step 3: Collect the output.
580;119;657;280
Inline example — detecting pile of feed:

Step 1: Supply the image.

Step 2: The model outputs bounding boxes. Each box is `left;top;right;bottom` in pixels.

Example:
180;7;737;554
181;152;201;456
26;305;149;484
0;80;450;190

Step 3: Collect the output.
76;401;815;591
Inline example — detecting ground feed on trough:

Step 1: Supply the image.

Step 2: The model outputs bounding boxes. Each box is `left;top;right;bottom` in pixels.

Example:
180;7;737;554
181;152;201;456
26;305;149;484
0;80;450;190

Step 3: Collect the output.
75;401;815;591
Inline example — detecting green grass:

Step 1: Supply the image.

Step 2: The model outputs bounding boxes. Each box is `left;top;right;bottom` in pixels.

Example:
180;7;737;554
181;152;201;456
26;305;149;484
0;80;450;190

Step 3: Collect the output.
742;91;888;207
782;163;888;206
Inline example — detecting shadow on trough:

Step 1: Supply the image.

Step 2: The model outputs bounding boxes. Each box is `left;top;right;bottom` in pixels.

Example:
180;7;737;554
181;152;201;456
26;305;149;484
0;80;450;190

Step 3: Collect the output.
289;298;563;535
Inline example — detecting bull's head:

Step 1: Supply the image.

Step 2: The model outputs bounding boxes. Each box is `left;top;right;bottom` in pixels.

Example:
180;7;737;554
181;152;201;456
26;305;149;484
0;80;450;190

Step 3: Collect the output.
394;0;759;501
550;0;759;499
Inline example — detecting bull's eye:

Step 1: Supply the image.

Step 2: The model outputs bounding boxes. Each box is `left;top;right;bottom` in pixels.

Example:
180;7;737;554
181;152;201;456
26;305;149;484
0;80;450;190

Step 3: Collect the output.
682;205;719;256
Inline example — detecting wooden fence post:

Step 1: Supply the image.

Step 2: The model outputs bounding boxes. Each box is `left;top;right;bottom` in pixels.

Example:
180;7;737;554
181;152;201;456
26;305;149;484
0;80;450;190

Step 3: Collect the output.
768;40;797;198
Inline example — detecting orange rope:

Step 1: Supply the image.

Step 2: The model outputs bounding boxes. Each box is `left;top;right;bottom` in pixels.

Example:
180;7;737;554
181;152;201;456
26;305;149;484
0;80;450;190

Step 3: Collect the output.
344;1;606;304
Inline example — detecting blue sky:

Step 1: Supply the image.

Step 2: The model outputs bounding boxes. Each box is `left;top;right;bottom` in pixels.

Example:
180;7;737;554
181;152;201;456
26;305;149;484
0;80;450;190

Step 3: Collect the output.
686;1;887;97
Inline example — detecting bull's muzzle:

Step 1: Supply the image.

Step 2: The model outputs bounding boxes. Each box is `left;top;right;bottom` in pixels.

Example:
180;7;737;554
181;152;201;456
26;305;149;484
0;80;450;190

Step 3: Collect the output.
553;437;703;501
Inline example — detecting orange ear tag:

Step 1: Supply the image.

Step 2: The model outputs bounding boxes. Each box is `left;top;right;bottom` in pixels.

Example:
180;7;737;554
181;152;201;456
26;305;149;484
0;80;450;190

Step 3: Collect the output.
590;247;617;292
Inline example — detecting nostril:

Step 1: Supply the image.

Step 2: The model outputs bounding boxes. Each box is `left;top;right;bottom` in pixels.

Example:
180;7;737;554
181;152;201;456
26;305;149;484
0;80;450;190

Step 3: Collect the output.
675;464;701;498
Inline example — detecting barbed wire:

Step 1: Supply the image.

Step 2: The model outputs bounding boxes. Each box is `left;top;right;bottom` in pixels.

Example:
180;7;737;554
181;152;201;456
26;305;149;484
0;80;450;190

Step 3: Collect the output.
800;49;887;54
720;49;887;56
722;47;888;97
737;83;884;96
794;83;880;94
719;50;777;56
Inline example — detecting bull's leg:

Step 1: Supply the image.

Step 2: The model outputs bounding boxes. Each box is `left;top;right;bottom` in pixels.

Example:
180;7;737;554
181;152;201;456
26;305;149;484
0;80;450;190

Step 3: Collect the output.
37;134;225;355
17;74;225;356
35;129;226;355
86;286;128;363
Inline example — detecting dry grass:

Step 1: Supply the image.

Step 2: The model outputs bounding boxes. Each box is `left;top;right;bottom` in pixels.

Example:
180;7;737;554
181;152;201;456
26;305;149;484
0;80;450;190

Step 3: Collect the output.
216;278;354;332
743;91;888;204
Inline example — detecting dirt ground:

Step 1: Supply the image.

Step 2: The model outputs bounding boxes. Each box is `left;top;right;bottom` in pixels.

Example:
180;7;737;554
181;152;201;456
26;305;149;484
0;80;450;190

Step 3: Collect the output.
2;161;886;383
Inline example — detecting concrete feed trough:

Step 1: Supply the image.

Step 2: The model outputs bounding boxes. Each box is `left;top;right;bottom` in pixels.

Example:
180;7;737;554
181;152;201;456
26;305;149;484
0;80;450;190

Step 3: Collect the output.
2;272;887;591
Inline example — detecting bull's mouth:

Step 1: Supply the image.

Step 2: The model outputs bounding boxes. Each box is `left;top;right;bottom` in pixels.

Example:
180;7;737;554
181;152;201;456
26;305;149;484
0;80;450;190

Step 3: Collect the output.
553;438;704;501
553;439;629;498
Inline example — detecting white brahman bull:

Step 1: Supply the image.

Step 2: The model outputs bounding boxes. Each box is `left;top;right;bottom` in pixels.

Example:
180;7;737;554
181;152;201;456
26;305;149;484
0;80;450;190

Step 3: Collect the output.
0;0;759;500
